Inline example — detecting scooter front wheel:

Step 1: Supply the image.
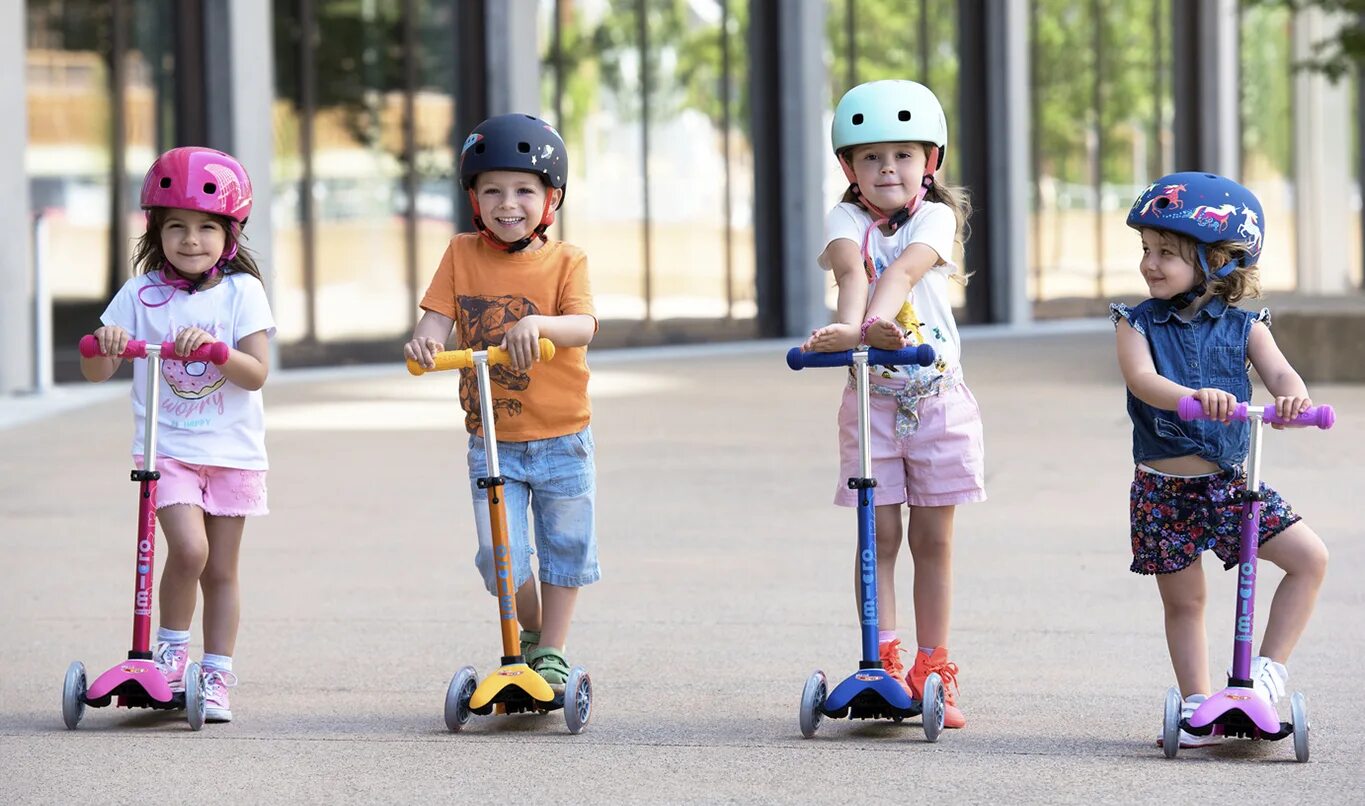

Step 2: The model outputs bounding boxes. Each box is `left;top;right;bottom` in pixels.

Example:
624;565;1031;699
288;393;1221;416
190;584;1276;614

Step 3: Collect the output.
444;665;478;732
798;670;827;738
564;666;592;735
920;672;945;743
1290;691;1309;763
1161;686;1181;759
62;661;86;730
184;662;205;731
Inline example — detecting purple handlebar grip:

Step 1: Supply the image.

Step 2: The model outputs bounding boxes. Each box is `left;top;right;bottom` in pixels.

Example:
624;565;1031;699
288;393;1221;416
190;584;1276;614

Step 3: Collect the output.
1177;395;1334;429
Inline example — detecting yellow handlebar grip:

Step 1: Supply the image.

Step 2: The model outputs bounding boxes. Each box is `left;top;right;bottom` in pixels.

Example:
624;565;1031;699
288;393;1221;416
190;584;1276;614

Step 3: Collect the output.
406;339;555;375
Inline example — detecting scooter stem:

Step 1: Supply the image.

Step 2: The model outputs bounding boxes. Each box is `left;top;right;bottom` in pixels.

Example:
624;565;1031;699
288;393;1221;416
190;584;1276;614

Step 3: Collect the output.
852;351;880;668
475;355;522;663
129;351;164;659
1230;413;1266;684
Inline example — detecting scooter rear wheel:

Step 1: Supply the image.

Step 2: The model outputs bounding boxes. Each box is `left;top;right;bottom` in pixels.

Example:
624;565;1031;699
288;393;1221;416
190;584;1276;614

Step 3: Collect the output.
1290;691;1309;763
798;670;827;738
921;672;945;743
444;665;478;732
184;662;205;731
564;666;592;735
1162;686;1181;758
62;661;86;730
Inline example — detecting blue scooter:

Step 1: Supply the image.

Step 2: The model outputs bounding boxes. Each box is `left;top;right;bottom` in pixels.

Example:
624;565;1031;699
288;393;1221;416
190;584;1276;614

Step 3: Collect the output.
788;344;945;741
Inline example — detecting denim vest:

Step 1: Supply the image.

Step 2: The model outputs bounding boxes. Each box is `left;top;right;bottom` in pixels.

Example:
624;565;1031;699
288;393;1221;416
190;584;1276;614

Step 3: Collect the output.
1110;297;1269;471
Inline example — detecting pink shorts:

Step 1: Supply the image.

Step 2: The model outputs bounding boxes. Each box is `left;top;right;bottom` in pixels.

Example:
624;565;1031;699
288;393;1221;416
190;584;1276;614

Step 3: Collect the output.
134;455;269;517
833;382;986;508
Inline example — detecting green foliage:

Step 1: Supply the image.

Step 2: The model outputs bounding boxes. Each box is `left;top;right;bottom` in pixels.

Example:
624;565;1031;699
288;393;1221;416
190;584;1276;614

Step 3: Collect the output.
1247;0;1365;81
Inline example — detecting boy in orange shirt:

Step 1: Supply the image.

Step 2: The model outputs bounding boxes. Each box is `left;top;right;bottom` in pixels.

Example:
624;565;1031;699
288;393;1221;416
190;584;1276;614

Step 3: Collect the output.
404;114;598;688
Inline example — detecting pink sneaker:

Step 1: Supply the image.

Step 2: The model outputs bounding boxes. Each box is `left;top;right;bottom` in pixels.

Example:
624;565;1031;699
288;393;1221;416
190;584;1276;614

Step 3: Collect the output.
203;668;238;723
153;641;189;693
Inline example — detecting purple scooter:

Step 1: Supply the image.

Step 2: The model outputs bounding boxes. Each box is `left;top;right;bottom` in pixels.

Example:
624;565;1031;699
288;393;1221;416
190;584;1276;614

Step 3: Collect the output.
63;335;230;731
1165;395;1335;762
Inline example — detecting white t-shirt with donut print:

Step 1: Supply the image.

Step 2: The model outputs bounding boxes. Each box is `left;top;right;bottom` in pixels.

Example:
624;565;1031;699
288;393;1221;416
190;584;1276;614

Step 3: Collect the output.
101;271;276;470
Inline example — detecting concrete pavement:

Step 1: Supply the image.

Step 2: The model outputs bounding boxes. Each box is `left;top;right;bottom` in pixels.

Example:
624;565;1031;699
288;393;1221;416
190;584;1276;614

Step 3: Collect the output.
2;327;1363;803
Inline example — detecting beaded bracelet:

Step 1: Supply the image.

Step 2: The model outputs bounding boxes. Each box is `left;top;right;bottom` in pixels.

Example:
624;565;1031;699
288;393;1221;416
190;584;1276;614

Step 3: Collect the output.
859;315;881;344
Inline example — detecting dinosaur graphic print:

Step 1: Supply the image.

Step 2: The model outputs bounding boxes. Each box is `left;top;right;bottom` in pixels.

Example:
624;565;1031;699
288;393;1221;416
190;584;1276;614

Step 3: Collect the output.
457;294;541;434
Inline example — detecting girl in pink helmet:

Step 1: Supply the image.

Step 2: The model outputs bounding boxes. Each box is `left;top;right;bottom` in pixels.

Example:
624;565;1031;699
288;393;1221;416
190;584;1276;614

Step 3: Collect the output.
802;81;985;728
79;147;275;724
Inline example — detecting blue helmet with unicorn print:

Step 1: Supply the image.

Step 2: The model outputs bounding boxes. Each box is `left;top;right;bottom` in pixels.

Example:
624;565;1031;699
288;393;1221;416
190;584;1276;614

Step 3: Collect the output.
1126;172;1265;279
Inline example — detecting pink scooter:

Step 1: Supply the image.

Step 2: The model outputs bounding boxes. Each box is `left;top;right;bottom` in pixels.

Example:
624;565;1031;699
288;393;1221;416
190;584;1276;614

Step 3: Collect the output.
1164;395;1335;762
63;335;231;731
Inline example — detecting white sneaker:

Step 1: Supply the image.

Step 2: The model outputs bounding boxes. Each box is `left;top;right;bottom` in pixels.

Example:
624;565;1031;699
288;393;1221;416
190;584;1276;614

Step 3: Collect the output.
1158;693;1221;748
1248;656;1288;704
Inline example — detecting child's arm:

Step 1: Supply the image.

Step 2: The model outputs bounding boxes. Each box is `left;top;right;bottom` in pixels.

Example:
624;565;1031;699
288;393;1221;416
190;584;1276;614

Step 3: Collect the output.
1247;320;1312;423
502;314;597;370
1116;319;1237;421
169;326;269;391
404;310;456;370
80;325;131;382
804;239;867;352
861;243;940;349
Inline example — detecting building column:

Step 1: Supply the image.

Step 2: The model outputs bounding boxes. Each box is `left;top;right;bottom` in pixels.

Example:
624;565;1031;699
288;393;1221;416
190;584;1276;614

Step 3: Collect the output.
1172;0;1239;176
750;0;827;338
486;0;542;116
1293;7;1354;293
0;2;35;395
959;0;1031;326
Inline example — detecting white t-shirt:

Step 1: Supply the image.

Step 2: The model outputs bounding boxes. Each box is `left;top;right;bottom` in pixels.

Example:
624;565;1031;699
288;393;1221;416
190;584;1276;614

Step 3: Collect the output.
822;200;964;386
101;271;276;470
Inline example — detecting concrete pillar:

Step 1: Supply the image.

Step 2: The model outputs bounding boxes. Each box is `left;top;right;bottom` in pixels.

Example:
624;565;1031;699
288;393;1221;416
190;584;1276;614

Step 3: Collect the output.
0;2;35;395
486;0;542;116
1293;7;1354;293
1172;0;1239;176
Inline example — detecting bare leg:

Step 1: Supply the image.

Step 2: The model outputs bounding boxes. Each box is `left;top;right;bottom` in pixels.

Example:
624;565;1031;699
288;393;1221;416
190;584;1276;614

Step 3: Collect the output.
516;578;542;632
905;505;955;649
1255;522;1329;663
537;583;579;651
157;505;210;632
201;515;245;657
1155;561;1210;698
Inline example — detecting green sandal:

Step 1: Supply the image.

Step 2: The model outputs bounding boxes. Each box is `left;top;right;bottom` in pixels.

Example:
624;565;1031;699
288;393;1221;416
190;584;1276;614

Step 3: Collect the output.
519;629;540;657
526;645;570;689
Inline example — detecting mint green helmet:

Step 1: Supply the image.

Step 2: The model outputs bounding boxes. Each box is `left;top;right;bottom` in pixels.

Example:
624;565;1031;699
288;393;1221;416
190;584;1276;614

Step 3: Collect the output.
831;80;947;171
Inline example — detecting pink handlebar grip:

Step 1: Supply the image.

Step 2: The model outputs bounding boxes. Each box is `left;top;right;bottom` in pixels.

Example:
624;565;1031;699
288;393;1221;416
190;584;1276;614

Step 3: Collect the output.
1177;395;1335;429
79;335;229;365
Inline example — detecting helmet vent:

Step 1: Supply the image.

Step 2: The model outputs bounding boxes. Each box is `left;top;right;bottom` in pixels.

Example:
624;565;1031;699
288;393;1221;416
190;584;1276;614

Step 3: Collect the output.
159;177;172;189
1155;197;1170;209
851;113;864;125
203;182;217;194
898;110;911;121
474;143;486;154
517;142;530;153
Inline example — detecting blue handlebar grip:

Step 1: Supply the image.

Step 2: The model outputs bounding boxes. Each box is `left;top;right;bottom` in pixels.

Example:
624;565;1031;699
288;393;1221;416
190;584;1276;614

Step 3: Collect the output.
786;344;936;370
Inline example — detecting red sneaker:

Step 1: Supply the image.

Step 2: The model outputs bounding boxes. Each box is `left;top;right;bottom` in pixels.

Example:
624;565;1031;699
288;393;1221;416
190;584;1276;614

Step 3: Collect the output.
878;638;913;695
908;646;965;728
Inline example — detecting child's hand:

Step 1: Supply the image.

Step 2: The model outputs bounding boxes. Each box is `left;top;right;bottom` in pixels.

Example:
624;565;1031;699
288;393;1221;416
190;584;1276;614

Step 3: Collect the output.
1271;394;1312;429
1193;387;1238;423
173;326;215;358
864;317;909;350
501;316;543;372
91;325;131;357
404;336;444;369
802;323;860;352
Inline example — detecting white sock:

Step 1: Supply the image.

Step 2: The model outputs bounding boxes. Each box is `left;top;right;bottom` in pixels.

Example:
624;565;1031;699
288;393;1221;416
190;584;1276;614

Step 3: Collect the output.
202;653;233;672
878;630;898;645
157;628;191;646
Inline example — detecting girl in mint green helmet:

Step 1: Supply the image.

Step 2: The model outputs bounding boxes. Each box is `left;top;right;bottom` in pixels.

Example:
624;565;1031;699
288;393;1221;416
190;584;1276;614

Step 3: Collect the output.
801;80;984;730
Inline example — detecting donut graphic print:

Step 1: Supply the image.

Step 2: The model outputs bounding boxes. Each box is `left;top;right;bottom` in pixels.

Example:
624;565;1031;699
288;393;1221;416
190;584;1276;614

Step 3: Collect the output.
162;357;227;400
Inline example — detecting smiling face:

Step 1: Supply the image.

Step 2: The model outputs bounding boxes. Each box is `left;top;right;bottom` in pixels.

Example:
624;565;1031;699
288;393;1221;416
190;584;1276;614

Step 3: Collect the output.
847;142;929;211
1138;229;1200;299
160;208;227;277
473;170;562;245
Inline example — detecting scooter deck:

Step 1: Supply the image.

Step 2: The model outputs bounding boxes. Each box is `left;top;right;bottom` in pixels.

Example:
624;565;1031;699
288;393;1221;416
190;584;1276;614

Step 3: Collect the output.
468;663;563;715
821;668;922;721
83;660;182;710
1182;687;1293;740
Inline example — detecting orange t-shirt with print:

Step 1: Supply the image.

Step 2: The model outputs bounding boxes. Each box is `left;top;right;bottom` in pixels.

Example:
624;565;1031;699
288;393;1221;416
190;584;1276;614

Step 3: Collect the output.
419;233;596;440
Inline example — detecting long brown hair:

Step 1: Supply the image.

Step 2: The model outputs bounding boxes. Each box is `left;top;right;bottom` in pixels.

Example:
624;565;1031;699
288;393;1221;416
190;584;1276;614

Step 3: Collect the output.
837;143;972;285
131;207;264;282
1164;232;1261;304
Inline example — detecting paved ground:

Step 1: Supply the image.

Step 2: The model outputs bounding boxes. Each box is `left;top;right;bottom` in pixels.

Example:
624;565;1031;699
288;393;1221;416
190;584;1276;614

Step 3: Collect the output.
2;326;1363;804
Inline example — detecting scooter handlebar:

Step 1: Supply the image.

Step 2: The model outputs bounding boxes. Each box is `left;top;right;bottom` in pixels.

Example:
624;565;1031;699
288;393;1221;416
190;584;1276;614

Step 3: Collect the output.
407;339;557;376
786;344;936;371
1177;395;1335;429
79;335;230;365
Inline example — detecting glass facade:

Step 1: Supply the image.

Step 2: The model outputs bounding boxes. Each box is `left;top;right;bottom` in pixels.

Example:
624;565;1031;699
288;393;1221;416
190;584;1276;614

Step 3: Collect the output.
1240;1;1296;292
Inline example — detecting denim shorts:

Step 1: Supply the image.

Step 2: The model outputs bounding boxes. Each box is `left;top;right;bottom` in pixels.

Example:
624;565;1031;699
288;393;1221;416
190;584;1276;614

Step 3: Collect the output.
467;426;599;594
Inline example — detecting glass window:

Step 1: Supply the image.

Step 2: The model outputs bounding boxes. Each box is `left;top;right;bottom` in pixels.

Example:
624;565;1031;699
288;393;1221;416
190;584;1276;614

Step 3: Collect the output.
413;0;459;309
1240;2;1296;291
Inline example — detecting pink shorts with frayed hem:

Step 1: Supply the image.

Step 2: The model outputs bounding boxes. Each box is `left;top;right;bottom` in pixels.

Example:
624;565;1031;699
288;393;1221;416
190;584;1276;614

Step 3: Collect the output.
134;455;268;517
833;382;987;508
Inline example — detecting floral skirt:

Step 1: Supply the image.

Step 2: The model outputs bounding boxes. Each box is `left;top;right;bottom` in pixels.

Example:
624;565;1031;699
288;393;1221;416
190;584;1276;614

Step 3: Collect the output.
1129;466;1299;575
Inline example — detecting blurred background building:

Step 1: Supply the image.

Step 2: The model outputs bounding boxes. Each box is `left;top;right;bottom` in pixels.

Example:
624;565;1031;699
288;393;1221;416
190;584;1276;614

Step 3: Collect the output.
3;0;1362;394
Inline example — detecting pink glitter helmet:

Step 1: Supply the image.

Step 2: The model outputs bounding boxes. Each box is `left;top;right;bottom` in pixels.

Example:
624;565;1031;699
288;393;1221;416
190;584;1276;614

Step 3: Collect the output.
140;147;253;224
